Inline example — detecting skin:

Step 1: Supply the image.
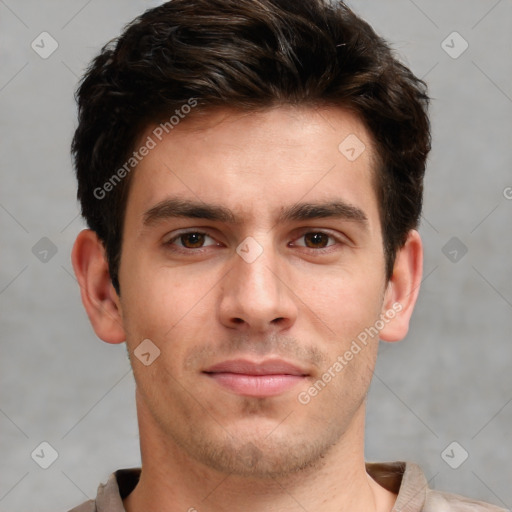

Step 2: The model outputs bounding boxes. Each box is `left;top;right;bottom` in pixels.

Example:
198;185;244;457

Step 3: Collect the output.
72;106;423;512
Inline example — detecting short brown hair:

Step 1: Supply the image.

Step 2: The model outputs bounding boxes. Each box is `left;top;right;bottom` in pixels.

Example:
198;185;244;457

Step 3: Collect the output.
72;0;431;293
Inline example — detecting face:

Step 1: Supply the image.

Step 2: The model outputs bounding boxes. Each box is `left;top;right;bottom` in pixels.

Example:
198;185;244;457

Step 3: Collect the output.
117;107;395;478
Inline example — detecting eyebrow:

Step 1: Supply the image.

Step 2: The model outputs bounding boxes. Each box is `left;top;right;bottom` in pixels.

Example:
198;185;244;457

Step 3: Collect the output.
143;198;237;226
143;197;368;228
278;201;368;226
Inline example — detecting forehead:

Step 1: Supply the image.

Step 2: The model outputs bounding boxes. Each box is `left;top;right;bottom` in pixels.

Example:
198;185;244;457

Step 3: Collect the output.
125;106;380;228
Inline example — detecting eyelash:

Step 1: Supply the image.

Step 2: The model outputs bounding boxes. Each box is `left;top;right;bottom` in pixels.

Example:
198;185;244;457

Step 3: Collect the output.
164;230;344;255
165;231;219;253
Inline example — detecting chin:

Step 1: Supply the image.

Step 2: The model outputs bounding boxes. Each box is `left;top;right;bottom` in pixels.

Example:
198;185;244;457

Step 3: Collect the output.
178;423;340;479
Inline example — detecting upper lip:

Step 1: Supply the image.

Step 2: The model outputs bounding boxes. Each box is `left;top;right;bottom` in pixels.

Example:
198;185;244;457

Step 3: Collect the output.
203;359;308;376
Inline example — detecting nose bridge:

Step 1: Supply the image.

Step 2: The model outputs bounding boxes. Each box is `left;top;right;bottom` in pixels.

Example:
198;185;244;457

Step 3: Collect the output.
219;236;296;330
234;238;281;307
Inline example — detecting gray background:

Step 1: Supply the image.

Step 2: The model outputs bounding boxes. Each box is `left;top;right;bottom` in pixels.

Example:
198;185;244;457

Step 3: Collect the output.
1;0;511;510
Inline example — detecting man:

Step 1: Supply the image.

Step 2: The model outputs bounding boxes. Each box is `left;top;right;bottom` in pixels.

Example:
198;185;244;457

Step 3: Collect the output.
69;0;505;511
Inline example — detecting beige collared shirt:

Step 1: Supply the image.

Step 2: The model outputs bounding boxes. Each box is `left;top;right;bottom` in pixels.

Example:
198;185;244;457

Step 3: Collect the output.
68;462;507;512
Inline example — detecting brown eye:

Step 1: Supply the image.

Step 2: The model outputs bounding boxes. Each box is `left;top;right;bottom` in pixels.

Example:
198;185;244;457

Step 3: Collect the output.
303;232;331;248
179;232;206;248
165;231;220;253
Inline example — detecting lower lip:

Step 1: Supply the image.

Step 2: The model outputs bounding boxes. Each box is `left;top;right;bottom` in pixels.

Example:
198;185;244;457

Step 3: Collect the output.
206;373;305;397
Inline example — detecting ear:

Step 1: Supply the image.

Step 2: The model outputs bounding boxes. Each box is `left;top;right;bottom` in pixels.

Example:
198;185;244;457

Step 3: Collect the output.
379;230;423;342
71;229;126;344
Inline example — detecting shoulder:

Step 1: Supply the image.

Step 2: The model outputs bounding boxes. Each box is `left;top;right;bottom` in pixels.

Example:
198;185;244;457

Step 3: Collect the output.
65;468;140;512
425;488;509;512
385;462;508;512
67;500;96;512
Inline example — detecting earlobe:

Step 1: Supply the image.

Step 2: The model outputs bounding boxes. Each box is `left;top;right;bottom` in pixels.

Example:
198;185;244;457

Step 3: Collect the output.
379;230;423;343
71;229;126;344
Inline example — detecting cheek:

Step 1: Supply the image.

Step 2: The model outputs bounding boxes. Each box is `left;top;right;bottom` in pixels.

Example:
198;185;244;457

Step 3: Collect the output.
120;264;222;372
295;265;384;338
121;261;208;327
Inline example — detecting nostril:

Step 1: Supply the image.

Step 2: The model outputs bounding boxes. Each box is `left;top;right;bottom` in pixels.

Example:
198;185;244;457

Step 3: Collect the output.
271;317;285;324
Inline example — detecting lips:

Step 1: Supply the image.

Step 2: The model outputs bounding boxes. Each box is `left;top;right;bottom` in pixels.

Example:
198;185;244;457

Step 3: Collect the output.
203;359;308;397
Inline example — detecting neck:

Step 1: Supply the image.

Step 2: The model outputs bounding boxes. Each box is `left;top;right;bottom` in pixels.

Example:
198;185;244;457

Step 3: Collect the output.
124;393;396;512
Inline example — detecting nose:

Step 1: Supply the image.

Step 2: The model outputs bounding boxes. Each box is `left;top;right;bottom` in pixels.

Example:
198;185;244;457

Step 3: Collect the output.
217;241;298;334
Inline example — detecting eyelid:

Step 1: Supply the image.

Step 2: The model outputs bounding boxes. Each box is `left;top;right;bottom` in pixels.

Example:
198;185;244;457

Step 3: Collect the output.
163;229;219;248
162;227;350;253
292;233;335;248
290;229;349;248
